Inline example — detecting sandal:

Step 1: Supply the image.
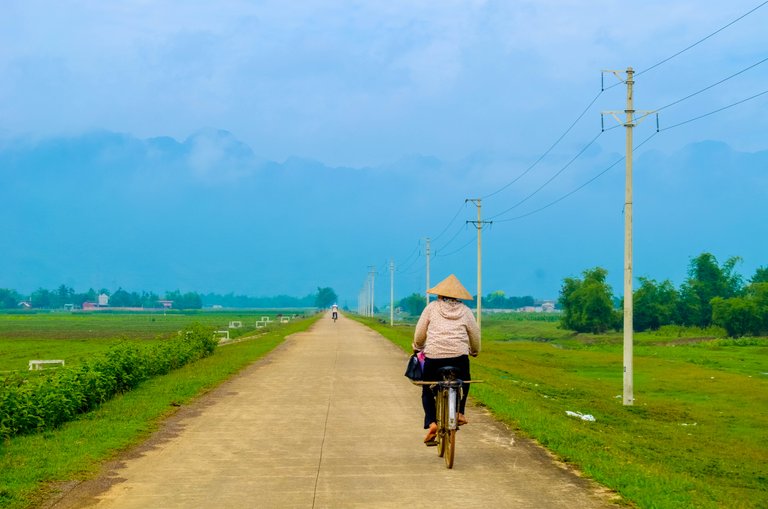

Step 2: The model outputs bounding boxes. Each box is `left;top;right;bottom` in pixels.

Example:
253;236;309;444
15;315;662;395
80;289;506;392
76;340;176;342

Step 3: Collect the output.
457;413;468;426
423;422;437;443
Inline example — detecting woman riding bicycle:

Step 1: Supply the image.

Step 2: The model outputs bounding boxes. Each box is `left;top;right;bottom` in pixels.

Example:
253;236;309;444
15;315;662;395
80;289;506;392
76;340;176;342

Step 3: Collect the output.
412;274;481;444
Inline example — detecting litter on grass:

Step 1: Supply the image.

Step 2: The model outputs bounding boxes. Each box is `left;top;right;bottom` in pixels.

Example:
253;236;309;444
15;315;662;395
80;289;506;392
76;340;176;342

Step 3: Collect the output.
566;411;596;422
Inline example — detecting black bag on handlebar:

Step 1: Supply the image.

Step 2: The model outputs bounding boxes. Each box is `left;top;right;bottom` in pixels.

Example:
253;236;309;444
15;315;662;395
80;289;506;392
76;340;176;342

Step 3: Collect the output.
404;354;422;381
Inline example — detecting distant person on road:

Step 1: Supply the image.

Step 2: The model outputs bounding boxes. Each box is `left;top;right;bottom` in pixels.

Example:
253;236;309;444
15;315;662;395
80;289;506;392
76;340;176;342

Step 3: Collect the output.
331;304;338;321
412;274;480;444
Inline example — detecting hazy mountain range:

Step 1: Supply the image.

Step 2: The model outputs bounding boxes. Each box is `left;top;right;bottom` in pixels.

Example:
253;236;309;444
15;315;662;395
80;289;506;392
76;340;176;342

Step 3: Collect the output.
1;129;765;304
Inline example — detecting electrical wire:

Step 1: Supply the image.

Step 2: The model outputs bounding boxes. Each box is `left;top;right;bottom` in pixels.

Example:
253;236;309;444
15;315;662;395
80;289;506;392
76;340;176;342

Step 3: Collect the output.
482;90;604;200
488;131;604;221
493;131;659;223
603;0;768;92
395;239;420;267
431;202;468;242
433;221;468;253
631;55;768;126
660;88;768;131
637;1;768;79
435;236;476;258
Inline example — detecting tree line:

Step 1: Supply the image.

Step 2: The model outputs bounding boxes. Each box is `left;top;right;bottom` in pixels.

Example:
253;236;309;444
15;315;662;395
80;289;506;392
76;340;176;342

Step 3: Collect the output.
0;286;204;310
201;287;338;309
559;252;767;337
0;285;339;310
396;290;536;316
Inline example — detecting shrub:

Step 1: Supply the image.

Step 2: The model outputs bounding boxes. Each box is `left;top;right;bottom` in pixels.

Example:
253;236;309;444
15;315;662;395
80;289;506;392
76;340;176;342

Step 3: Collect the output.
0;324;215;439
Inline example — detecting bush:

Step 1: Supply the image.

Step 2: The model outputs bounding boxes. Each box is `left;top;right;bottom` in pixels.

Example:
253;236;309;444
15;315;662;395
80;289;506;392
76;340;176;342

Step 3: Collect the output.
0;324;215;439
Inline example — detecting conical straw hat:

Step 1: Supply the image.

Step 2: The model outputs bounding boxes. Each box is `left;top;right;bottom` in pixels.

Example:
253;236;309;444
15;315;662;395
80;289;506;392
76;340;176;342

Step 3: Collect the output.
427;274;473;300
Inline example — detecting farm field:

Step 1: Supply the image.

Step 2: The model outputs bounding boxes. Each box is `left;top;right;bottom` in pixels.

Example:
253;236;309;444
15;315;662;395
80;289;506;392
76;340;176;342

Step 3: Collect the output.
0;311;319;509
0;310;307;372
359;314;768;509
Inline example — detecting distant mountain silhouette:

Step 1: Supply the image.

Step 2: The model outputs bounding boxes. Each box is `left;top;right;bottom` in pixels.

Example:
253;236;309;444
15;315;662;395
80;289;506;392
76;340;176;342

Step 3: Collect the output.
1;130;765;300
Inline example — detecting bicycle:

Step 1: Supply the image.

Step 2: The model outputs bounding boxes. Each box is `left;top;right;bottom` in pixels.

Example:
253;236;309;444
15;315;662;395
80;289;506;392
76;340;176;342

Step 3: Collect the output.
413;366;481;469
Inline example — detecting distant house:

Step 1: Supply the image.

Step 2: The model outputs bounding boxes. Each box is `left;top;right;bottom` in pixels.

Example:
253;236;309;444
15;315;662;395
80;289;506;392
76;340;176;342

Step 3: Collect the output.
82;302;98;310
18;301;31;309
158;300;173;309
98;293;109;306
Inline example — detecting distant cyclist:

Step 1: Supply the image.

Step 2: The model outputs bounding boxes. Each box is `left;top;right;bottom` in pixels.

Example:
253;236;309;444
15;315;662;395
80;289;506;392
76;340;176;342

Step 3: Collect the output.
331;304;339;321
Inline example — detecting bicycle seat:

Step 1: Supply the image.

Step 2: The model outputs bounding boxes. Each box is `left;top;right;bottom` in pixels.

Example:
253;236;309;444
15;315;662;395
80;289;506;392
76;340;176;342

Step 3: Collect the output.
438;366;459;379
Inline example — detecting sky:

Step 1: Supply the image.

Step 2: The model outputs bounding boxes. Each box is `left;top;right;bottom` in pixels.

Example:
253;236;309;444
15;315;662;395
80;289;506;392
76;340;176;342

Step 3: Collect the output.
1;1;767;306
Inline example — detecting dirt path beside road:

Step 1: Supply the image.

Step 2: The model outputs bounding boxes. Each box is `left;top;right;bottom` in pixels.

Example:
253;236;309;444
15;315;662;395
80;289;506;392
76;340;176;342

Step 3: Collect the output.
48;314;618;508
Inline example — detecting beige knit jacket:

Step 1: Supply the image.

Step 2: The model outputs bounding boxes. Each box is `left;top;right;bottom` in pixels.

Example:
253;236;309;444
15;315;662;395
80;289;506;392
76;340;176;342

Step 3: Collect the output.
412;299;481;358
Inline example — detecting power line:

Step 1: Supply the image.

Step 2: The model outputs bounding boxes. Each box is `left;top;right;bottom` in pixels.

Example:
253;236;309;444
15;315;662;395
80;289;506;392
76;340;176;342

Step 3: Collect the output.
434;236;476;258
603;0;768;92
660;88;768;131
395;239;420;267
636;0;768;79
493;131;659;223
482;91;604;200
431;201;468;242
633;54;768;125
433;221;468;253
488;131;604;221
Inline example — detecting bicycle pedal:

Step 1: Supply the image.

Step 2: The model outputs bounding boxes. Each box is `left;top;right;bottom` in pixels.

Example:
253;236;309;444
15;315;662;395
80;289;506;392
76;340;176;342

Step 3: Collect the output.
425;440;438;447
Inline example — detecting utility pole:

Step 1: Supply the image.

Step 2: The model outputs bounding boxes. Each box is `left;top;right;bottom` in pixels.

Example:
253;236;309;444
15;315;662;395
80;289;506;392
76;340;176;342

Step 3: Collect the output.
466;199;492;330
425;238;431;306
390;260;395;325
368;265;376;317
602;67;654;406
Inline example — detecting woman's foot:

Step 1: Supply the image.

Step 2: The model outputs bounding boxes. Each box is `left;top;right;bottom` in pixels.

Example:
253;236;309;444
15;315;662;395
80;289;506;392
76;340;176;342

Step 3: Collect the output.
424;422;437;443
457;413;468;426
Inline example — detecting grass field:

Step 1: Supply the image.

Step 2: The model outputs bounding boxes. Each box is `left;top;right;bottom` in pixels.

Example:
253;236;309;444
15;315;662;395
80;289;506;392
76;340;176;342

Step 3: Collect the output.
0;311;319;509
358;315;768;509
0;311;306;372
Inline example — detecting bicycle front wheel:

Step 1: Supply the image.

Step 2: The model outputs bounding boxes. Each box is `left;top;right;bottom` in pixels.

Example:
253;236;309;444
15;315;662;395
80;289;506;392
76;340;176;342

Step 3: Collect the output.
444;429;456;468
436;390;448;458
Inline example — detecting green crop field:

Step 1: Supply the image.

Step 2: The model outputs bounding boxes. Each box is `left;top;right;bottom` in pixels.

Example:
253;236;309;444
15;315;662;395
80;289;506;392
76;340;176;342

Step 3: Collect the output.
359;314;768;509
0;311;306;372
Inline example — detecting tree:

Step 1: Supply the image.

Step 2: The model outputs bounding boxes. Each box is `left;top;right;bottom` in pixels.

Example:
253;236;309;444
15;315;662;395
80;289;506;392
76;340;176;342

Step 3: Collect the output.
711;297;760;337
110;288;142;307
633;277;679;331
56;285;74;306
559;267;617;333
0;288;21;308
398;293;426;316
315;287;338;308
751;266;768;284
711;281;768;337
678;253;743;327
30;288;53;308
164;290;202;309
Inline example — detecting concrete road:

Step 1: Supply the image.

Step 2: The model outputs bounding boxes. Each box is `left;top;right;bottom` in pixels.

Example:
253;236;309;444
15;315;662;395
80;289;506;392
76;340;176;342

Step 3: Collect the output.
50;314;618;509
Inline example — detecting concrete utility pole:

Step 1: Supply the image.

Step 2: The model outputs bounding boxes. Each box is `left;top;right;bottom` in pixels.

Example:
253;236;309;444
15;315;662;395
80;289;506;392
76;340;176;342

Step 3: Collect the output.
425;238;431;306
390;260;395;325
466;199;492;330
602;67;654;406
368;266;376;317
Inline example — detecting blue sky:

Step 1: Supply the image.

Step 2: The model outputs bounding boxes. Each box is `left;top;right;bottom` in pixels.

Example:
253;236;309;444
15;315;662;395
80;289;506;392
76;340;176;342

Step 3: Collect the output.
1;1;767;304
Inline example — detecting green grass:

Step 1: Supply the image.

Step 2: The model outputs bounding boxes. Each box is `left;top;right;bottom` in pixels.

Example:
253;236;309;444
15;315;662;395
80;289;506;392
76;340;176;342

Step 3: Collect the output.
0;313;319;509
0;311;304;371
356;314;768;509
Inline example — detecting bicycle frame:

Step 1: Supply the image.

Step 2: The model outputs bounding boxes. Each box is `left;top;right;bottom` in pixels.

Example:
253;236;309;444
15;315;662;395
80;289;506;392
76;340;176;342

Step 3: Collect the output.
412;368;482;468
